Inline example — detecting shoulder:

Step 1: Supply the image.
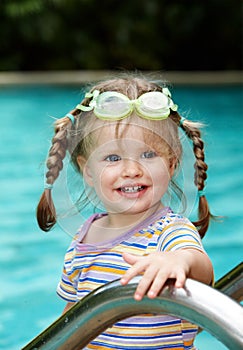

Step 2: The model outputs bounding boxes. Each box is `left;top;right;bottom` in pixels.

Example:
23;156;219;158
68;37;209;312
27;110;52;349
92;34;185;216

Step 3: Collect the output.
154;211;203;252
63;212;108;258
163;212;196;229
149;209;194;232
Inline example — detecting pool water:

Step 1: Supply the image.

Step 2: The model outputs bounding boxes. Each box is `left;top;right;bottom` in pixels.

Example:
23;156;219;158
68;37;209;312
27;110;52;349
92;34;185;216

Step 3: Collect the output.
0;84;242;350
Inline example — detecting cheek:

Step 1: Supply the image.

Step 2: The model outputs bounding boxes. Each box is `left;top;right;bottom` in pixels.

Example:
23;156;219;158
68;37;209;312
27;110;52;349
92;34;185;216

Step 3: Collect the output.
153;169;171;185
153;170;171;194
100;165;120;184
90;164;119;189
83;160;101;187
146;159;171;181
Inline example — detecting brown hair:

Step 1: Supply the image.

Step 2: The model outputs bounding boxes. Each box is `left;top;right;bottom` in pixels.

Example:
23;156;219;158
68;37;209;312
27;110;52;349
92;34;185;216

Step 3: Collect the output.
37;77;212;237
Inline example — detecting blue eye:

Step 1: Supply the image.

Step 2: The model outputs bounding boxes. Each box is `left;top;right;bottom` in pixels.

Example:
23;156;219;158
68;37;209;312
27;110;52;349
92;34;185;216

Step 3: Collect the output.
141;151;157;159
105;154;121;162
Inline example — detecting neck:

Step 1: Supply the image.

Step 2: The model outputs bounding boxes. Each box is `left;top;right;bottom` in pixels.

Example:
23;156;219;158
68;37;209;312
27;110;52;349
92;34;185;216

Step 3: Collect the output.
104;202;164;229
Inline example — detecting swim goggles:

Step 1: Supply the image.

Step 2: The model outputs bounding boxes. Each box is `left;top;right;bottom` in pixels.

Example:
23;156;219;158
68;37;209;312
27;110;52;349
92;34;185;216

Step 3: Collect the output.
76;88;178;120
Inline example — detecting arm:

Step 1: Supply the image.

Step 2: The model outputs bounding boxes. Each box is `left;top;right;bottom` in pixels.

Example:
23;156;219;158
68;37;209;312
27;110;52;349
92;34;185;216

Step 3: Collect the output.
120;249;213;301
62;302;76;314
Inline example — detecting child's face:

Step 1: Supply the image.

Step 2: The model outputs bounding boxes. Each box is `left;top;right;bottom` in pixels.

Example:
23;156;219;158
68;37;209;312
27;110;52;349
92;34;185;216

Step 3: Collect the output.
78;124;175;216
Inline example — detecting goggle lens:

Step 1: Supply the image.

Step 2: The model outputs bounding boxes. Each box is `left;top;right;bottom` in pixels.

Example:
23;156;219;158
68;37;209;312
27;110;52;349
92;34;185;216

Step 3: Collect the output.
95;92;131;119
76;89;177;120
136;92;172;119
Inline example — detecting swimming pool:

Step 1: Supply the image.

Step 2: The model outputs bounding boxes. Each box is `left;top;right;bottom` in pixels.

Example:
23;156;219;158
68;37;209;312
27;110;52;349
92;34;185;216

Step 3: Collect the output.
0;83;242;349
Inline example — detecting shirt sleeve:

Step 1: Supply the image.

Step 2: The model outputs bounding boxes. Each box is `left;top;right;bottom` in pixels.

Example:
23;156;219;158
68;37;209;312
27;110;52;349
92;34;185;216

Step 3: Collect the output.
157;215;204;253
56;265;78;302
56;234;80;303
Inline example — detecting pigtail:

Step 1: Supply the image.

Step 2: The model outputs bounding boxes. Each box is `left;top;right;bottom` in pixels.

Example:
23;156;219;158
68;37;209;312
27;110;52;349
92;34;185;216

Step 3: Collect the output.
179;117;212;238
37;189;56;231
36;114;75;231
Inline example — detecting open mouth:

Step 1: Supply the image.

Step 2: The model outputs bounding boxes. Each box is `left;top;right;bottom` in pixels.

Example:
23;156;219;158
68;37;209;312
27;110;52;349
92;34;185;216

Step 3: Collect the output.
119;185;146;193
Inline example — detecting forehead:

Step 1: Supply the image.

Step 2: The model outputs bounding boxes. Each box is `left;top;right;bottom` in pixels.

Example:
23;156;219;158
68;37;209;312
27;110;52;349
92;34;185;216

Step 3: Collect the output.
84;117;174;157
94;123;147;145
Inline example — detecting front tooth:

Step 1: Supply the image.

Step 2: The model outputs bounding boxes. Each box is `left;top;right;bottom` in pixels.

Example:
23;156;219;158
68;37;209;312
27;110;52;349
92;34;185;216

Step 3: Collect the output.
123;186;141;192
124;187;133;193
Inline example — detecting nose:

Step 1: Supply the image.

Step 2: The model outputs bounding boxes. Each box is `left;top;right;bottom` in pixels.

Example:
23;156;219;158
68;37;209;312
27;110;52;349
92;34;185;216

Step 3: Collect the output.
122;158;143;178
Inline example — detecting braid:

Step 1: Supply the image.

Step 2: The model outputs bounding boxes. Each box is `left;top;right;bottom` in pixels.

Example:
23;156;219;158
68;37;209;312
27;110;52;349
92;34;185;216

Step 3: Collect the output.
46;128;67;184
179;117;212;238
181;123;207;190
36;116;73;231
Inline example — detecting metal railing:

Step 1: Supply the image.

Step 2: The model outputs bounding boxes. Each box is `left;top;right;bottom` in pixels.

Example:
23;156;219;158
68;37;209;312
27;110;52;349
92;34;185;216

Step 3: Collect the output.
22;262;243;350
214;262;243;303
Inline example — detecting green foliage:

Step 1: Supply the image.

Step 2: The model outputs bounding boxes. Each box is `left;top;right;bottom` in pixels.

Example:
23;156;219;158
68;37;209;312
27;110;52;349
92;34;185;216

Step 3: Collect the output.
0;0;241;70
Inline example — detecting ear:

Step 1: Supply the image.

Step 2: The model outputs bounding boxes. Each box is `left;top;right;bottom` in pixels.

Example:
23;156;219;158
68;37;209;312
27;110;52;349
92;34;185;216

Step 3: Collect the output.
77;156;94;187
169;157;177;178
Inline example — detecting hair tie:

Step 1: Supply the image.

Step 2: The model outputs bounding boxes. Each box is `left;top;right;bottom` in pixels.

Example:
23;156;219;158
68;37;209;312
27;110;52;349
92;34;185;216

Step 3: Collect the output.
180;117;186;127
198;189;206;197
65;113;75;125
44;183;53;190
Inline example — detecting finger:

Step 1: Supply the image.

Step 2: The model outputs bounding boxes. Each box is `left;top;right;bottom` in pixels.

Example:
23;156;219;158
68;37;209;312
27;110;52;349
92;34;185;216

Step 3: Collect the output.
147;267;187;298
120;264;144;285
174;271;186;288
121;254;146;285
122;252;139;265
147;271;169;299
133;266;159;301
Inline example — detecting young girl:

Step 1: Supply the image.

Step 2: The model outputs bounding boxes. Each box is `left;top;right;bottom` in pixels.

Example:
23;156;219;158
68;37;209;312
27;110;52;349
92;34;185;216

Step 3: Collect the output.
37;77;213;349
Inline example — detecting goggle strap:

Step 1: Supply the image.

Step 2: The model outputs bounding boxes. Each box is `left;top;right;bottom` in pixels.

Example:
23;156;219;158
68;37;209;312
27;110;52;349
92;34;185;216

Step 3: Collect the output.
76;90;100;112
162;87;171;98
171;104;178;112
85;90;100;99
76;104;93;112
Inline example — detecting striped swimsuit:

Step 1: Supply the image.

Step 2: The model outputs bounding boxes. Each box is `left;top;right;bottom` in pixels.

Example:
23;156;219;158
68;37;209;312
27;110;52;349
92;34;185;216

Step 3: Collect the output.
57;207;203;349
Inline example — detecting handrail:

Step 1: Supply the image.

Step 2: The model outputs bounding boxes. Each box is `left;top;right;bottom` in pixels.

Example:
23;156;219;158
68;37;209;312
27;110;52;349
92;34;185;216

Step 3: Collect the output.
214;261;243;302
22;264;243;350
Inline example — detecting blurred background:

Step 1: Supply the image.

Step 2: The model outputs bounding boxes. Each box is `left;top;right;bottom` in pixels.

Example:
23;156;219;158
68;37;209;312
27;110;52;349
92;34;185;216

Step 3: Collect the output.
0;0;241;72
0;1;242;350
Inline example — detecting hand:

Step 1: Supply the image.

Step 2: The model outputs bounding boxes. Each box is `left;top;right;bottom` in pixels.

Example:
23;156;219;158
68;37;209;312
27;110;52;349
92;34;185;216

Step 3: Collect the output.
120;251;190;301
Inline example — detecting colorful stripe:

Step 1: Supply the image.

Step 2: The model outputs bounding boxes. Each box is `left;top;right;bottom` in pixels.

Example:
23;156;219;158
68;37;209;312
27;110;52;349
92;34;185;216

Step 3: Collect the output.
57;209;201;349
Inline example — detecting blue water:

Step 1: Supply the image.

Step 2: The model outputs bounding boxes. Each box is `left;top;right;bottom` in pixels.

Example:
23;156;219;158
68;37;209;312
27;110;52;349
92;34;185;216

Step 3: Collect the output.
0;84;242;350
